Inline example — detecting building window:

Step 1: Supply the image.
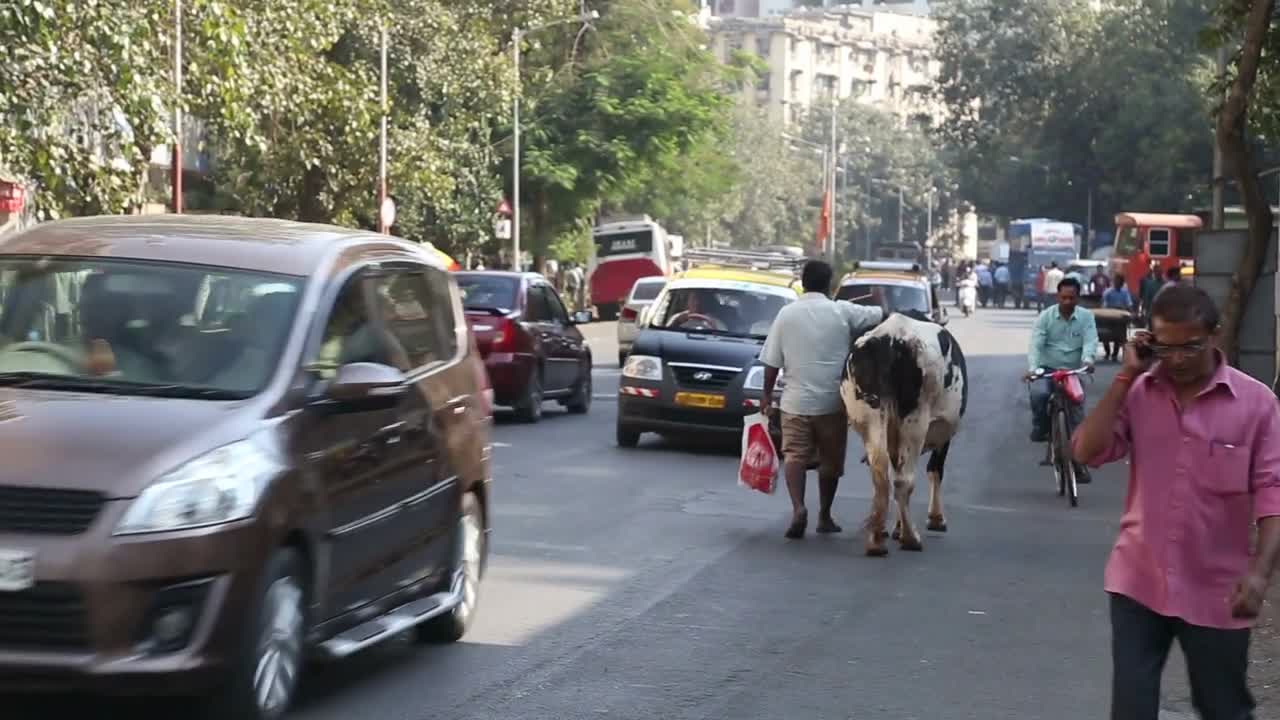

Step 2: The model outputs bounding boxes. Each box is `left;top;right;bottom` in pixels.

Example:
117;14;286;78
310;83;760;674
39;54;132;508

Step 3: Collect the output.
756;33;770;56
718;0;736;14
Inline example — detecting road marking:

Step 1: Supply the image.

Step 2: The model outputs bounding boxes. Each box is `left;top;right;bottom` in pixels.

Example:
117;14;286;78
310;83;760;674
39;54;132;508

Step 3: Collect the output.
491;442;513;448
593;368;621;377
592;394;618;400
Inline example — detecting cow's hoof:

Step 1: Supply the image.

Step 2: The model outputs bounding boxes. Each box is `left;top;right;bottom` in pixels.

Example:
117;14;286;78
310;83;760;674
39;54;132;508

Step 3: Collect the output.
865;544;889;557
875;530;889;541
890;527;901;541
927;517;948;532
899;536;924;552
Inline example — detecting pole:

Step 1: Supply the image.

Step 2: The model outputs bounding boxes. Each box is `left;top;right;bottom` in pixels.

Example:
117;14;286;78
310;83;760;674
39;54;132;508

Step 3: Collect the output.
1212;44;1227;230
171;0;183;214
864;174;872;260
828;93;838;264
926;189;932;248
1085;186;1093;256
897;186;904;243
512;29;522;270
377;23;388;234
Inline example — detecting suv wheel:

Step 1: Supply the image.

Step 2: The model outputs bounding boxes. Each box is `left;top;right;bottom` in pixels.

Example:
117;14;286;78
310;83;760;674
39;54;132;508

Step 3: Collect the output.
419;492;484;643
616;423;641;448
565;369;591;414
515;372;543;423
207;548;305;720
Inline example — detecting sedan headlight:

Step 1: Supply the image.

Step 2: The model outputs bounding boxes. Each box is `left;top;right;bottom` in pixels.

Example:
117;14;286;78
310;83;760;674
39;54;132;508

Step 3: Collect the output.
744;365;784;391
115;435;284;535
622;354;663;381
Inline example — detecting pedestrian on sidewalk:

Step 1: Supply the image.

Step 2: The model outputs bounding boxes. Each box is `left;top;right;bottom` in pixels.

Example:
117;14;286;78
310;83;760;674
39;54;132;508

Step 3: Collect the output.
1073;282;1280;720
759;260;884;539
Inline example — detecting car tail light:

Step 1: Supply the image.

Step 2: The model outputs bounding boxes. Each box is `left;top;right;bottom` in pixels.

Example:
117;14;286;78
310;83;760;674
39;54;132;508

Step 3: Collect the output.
491;317;520;353
620;306;638;321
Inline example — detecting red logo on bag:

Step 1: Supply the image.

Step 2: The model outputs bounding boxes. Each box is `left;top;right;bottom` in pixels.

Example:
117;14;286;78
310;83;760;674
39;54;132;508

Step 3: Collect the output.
739;422;778;494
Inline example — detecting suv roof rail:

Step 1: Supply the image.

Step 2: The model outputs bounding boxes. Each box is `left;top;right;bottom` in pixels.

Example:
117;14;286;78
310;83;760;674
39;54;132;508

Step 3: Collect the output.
852;260;922;274
683;247;809;275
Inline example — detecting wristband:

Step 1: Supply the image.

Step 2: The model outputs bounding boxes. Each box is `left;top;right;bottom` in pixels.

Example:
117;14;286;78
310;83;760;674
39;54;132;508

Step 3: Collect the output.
1114;373;1135;385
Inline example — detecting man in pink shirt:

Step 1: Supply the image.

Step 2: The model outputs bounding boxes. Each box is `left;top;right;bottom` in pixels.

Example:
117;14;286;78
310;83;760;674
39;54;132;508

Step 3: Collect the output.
1074;283;1280;720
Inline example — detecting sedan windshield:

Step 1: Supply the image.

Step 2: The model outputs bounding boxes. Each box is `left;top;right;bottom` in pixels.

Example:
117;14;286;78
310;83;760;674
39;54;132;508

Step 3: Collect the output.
837;283;929;314
650;286;791;338
457;274;518;312
0;257;302;398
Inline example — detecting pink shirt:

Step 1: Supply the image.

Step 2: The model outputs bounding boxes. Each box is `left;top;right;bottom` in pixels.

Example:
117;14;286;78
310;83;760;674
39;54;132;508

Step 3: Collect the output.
1074;354;1280;629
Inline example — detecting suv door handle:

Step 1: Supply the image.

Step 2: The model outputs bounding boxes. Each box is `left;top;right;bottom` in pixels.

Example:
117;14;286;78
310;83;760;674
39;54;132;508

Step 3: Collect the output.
377;421;407;445
445;396;469;416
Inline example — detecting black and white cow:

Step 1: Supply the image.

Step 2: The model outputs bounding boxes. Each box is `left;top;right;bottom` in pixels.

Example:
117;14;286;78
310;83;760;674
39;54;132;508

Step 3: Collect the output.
840;312;968;557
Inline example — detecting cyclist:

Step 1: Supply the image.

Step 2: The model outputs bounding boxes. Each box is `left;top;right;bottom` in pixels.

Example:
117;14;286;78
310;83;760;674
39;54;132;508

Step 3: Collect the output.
1025;277;1099;478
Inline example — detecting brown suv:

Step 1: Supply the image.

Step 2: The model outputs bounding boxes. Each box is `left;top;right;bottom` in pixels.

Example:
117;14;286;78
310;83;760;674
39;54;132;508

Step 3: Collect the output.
0;215;492;718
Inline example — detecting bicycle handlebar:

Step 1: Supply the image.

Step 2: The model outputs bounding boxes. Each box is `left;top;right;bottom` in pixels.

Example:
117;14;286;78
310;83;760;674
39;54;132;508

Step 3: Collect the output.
1027;365;1095;381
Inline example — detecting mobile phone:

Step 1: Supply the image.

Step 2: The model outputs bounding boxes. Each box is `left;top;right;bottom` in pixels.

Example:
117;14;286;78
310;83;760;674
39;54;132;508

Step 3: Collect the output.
1135;339;1154;361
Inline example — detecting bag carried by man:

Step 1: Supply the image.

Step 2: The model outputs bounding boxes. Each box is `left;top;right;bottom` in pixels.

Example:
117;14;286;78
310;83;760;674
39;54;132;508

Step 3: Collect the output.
738;412;778;495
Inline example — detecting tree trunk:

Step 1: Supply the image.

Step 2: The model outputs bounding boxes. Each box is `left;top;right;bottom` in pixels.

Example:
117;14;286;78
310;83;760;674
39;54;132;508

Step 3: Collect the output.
297;166;329;223
1215;0;1275;366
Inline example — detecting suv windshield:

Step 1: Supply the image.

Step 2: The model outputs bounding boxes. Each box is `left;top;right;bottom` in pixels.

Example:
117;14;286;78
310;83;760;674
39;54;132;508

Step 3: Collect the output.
0;257;303;398
837;282;929;314
650;286;791;338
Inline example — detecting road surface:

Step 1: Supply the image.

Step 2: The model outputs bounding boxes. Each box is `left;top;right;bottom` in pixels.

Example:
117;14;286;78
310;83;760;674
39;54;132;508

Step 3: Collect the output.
10;308;1214;719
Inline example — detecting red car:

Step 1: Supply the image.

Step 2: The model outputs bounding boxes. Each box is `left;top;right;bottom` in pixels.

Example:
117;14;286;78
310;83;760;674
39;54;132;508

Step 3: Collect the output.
455;271;594;422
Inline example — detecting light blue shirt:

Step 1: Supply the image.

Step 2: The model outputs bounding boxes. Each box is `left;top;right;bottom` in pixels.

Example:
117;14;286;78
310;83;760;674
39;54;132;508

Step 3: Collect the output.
760;294;884;415
1102;287;1133;310
976;266;993;287
994;265;1010;284
1028;305;1099;371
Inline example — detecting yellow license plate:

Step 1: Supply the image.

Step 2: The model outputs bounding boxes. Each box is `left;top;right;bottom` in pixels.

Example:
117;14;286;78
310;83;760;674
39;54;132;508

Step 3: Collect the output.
674;392;726;409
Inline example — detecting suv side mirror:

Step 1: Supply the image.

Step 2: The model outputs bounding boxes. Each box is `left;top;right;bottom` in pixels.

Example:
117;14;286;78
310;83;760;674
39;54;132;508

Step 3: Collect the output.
312;362;408;413
570;310;593;325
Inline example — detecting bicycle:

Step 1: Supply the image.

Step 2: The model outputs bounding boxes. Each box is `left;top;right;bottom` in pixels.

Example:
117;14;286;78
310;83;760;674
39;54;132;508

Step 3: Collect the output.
1028;365;1095;507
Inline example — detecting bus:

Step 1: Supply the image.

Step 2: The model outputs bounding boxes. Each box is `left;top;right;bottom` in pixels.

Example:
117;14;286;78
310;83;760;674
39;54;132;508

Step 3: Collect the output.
1110;212;1201;294
875;242;924;263
588;216;676;320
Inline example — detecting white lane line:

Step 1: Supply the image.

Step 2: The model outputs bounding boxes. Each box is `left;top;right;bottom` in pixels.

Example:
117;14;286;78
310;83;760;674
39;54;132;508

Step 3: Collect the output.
592;368;621;376
592;394;618;400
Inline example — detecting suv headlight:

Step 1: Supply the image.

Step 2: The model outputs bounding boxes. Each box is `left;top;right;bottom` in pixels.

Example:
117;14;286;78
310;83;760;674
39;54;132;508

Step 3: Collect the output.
622;354;663;381
115;435;284;535
744;365;784;391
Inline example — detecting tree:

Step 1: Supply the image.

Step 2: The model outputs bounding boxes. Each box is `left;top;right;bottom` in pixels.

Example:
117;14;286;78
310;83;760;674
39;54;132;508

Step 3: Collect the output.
799;100;953;259
512;0;735;266
933;0;1213;235
1208;0;1276;366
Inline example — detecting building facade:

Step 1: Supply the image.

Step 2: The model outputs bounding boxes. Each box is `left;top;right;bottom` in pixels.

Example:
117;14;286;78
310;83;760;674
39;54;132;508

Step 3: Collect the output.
709;6;940;126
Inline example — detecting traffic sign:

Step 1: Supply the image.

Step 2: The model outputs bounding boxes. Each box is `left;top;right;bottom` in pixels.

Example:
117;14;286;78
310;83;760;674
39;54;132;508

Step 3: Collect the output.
494;218;512;240
497;198;513;217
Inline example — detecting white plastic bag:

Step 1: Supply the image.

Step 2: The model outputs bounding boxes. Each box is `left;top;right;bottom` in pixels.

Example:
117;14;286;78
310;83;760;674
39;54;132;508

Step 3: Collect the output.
739;412;779;494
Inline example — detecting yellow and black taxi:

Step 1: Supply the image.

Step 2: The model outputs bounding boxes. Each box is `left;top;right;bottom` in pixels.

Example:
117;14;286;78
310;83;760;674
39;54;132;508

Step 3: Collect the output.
615;249;802;448
835;260;948;325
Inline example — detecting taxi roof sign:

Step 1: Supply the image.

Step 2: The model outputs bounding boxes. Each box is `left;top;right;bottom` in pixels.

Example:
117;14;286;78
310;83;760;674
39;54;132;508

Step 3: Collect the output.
852;260;921;274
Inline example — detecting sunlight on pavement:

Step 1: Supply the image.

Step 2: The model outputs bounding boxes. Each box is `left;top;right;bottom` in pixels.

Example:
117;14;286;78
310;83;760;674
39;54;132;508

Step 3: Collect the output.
467;558;630;647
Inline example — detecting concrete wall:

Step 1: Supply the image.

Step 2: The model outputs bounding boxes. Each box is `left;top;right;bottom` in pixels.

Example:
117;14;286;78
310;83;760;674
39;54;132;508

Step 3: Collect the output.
1193;229;1277;387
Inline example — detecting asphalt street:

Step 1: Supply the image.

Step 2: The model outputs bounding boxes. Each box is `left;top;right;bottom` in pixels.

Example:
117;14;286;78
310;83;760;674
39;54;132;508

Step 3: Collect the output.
10;306;1222;719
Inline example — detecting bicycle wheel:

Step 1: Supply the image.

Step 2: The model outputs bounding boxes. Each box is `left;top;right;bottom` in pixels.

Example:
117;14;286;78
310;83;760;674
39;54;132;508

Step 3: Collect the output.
1053;409;1078;507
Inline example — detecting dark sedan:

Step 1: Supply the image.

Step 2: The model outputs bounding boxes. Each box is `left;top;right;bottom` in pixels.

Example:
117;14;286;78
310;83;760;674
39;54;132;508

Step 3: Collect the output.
456;271;593;422
615;279;796;448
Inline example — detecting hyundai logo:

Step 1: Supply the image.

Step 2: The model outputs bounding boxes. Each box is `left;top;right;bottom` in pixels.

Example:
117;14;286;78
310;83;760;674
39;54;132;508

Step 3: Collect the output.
693;371;713;381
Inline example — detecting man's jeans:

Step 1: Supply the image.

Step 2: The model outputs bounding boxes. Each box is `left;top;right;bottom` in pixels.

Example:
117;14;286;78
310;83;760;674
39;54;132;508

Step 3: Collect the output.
1029;373;1085;438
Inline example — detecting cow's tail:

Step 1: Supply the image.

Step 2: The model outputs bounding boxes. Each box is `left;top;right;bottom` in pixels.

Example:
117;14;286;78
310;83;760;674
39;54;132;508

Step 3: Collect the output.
885;404;903;473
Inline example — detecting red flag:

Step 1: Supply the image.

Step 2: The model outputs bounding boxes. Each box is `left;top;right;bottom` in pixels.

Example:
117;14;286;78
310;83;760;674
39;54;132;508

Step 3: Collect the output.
815;190;831;250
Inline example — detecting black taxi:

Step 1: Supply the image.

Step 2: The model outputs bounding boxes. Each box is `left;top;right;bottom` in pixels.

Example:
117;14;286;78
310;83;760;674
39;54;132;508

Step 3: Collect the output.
615;249;803;448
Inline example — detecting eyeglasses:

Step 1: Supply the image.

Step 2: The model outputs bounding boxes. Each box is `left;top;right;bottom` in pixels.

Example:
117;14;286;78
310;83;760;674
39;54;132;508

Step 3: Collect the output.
1148;340;1209;358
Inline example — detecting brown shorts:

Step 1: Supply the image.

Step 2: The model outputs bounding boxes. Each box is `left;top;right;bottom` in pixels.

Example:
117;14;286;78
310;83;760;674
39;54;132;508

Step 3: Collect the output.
780;411;848;478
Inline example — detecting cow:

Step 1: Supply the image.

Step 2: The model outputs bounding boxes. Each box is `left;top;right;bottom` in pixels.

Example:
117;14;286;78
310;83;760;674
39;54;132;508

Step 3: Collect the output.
840;312;968;557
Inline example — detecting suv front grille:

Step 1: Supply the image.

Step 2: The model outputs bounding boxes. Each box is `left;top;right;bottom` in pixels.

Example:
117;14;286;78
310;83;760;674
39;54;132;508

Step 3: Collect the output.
671;366;739;390
0;583;90;650
0;486;105;535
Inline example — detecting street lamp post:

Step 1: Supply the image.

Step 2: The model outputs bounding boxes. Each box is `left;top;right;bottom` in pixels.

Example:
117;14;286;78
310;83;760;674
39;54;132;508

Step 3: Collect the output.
172;0;183;214
377;22;389;234
512;11;598;270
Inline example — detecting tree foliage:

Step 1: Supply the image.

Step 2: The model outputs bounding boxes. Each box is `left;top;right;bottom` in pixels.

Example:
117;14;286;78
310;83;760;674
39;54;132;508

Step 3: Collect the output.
799;100;952;259
933;0;1214;233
